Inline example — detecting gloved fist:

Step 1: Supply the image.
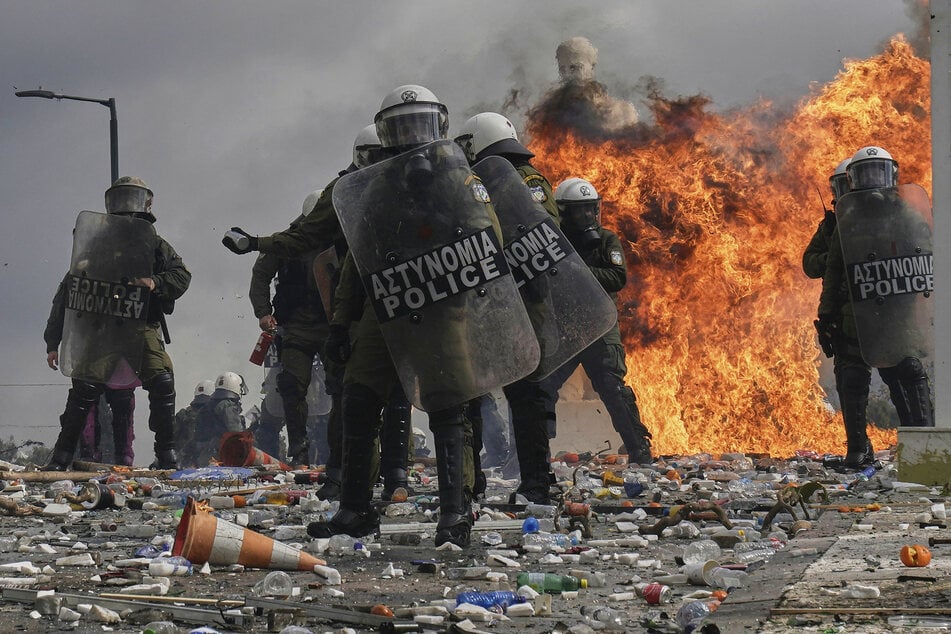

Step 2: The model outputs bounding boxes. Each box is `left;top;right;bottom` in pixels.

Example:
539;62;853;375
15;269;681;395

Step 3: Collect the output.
815;314;839;338
323;324;351;365
222;227;258;255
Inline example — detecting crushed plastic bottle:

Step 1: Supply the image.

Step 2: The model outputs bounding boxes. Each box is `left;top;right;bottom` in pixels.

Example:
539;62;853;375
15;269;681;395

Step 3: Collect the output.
521;530;580;551
682;539;721;564
326;534;366;555
569;568;607;588
252;570;294;598
143;622;178;634
732;540;776;564
581;605;625;631
675;600;712;633
456;590;526;612
148;556;193;577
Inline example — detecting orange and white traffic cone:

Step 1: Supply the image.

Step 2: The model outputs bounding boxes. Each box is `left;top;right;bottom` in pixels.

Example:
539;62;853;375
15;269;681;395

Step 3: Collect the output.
172;497;325;570
218;431;291;470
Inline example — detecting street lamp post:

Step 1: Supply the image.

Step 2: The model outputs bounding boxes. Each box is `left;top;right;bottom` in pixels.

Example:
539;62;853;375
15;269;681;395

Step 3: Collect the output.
15;89;119;184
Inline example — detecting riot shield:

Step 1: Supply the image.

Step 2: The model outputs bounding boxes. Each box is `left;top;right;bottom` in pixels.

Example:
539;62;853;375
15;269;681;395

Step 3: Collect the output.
471;156;617;380
835;184;933;367
60;211;157;383
333;139;539;411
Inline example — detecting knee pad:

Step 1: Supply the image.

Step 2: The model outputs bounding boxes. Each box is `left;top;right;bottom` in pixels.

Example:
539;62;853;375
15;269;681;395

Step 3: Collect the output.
896;357;927;382
837;366;871;395
144;372;175;400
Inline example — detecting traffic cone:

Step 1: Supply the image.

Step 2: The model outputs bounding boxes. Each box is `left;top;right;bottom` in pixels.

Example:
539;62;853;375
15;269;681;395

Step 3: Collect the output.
218;431;291;470
172;497;325;570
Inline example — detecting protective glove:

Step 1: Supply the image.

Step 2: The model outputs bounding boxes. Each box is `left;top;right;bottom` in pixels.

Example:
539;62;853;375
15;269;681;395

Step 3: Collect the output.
222;227;258;254
323;324;351;365
814;314;838;358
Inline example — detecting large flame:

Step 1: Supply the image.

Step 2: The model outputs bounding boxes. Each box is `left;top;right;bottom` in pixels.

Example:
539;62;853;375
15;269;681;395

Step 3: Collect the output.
527;35;930;456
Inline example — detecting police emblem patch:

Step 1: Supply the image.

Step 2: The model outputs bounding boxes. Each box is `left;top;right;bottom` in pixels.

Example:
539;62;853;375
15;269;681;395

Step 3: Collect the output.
471;182;491;203
529;185;548;203
610;250;623;266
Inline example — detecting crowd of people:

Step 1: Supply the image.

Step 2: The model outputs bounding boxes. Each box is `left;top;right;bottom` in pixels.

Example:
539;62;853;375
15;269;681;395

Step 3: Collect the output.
41;39;934;550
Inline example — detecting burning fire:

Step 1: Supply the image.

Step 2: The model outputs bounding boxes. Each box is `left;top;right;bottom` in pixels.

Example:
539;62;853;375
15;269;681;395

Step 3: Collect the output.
527;35;931;456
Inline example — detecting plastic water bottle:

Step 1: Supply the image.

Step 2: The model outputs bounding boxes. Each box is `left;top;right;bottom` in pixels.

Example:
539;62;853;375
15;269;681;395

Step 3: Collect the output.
569;568;607;588
456;590;526;612
143;622;179;634
327;534;364;555
581;605;625;630
682;539;722;564
516;572;587;594
733;540;776;564
521;531;579;550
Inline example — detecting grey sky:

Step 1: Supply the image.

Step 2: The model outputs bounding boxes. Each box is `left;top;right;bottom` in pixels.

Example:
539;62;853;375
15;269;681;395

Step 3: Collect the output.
0;1;921;460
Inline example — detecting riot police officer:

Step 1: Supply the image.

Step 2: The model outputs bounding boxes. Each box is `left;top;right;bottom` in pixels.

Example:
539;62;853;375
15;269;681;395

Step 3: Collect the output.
175;379;214;467
454;111;560;503
308;85;515;547
193;372;247;465
540;178;653;464
44;176;191;471
805;158;914;452
248;191;330;466
818;146;935;467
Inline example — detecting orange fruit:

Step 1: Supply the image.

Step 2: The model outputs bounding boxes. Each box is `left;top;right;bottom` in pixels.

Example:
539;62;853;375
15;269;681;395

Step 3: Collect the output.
900;544;932;567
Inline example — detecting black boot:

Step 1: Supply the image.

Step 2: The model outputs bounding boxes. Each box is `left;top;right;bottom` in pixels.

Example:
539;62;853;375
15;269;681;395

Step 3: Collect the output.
145;373;179;470
308;384;383;538
45;381;101;471
381;390;413;501
511;415;553;504
838;366;873;469
107;389;136;466
307;435;379;538
432;412;472;548
316;467;342;501
42;449;75;472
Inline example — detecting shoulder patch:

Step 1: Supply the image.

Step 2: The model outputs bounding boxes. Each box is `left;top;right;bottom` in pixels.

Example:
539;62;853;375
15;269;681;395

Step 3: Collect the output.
471;181;491;203
529;185;548;203
610;250;624;266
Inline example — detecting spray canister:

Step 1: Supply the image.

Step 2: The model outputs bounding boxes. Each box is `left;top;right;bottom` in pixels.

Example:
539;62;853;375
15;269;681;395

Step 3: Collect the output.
249;330;274;365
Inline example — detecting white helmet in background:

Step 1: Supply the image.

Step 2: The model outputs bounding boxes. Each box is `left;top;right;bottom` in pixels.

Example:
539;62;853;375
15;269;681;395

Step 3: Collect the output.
302;189;324;217
105;176;155;222
214;371;248;398
195;379;215;397
847;146;898;190
454;112;533;163
374;84;449;150
829;157;852;204
352;124;385;169
555;177;601;231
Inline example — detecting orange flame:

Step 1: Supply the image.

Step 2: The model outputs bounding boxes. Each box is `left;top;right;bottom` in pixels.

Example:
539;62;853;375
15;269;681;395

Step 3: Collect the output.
527;35;930;456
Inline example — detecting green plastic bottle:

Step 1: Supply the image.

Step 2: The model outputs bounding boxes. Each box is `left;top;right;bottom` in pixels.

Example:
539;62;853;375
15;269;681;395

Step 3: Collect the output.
516;572;587;594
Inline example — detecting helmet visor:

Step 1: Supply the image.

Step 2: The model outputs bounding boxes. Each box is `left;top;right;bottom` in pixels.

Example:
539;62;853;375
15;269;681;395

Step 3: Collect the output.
559;200;601;231
376;103;449;149
848;158;897;190
829;173;850;202
105;184;152;216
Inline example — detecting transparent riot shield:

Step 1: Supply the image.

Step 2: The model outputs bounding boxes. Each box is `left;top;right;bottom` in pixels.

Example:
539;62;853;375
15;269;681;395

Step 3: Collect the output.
60;211;157;383
333;140;540;411
472;156;618;380
835;184;934;367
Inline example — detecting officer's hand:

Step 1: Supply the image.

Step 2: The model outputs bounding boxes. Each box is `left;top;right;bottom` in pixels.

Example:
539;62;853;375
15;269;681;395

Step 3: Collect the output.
259;314;277;332
135;277;156;291
222;227;258;255
47;351;59;371
323;324;351;365
815;314;838;338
